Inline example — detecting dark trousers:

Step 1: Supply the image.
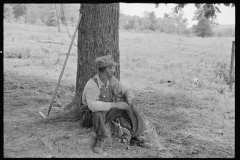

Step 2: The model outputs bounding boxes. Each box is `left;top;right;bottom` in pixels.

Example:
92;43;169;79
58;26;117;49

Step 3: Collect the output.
92;106;146;138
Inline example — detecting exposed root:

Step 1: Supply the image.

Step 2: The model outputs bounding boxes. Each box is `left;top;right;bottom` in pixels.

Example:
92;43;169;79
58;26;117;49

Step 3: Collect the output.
39;98;83;124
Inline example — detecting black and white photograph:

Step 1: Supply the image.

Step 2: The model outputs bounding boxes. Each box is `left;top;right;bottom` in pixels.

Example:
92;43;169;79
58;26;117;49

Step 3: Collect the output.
3;3;235;158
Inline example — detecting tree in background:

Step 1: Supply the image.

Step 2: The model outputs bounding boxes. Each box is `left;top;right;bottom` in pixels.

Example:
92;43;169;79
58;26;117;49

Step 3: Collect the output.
157;3;234;37
119;12;128;30
119;8;189;34
46;11;58;27
192;17;214;38
25;4;42;25
59;4;79;26
59;4;69;25
157;17;175;34
139;17;152;31
26;4;52;25
6;4;79;27
191;3;221;20
119;13;141;31
66;5;79;26
170;3;232;20
168;8;188;34
156;8;189;34
4;4;14;20
141;11;157;31
148;11;158;31
11;4;28;23
36;4;60;27
125;16;140;30
191;4;220;38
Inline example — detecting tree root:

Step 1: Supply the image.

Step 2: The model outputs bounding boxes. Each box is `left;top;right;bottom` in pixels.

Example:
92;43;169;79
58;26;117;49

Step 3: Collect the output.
40;98;83;124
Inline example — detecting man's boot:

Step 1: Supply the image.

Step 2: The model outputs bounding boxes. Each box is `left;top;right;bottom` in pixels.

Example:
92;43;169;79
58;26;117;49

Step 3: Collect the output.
93;136;107;154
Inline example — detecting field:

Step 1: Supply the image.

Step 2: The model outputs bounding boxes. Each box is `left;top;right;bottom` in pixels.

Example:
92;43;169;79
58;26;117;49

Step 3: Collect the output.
4;21;235;158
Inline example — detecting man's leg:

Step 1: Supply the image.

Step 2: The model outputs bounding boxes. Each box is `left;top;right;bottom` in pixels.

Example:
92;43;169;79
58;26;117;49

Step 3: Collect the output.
105;104;152;148
92;111;109;154
105;105;146;138
92;111;108;137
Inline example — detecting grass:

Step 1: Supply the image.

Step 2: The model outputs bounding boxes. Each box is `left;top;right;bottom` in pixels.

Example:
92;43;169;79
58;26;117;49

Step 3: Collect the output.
4;21;234;90
4;20;235;158
119;31;234;92
118;28;235;158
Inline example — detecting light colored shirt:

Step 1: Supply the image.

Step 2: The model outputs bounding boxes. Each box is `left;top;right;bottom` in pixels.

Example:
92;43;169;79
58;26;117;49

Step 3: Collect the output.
82;74;135;112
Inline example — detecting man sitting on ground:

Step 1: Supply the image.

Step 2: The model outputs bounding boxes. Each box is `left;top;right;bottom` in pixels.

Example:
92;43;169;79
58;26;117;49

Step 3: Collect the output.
81;54;150;154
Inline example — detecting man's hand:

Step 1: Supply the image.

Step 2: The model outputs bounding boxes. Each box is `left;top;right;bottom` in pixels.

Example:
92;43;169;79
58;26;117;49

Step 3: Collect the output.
111;102;130;110
126;97;134;107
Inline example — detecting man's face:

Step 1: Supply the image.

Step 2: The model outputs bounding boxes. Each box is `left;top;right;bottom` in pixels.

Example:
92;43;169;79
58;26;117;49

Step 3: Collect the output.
106;66;116;78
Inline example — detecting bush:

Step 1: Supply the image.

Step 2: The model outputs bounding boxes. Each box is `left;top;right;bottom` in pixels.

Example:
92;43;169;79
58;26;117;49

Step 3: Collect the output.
5;47;31;59
213;61;235;84
46;11;58;27
4;4;14;20
214;28;235;37
216;31;223;37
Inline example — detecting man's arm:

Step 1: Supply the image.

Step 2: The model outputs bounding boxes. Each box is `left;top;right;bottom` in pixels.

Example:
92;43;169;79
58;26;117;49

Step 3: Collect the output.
85;84;130;112
110;77;135;107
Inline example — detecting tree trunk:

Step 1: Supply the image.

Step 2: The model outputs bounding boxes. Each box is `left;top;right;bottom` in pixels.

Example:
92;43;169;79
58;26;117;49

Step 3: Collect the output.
44;3;120;122
24;4;27;24
202;31;204;38
55;4;61;33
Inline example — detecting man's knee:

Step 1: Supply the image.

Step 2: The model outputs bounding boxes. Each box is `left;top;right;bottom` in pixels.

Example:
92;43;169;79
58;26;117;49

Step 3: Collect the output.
92;111;106;119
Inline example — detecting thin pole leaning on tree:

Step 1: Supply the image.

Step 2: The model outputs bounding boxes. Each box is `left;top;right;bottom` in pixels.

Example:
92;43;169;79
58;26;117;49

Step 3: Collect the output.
47;13;82;117
229;41;235;90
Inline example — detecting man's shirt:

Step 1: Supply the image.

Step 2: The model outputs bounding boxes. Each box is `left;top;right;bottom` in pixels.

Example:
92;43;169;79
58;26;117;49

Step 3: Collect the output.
82;74;134;112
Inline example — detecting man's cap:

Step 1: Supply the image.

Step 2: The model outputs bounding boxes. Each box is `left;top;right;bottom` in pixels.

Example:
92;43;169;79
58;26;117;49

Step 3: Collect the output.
95;55;119;68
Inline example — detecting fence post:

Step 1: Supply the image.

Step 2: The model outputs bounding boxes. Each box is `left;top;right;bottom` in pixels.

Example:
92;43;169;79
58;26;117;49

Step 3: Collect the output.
229;41;235;90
